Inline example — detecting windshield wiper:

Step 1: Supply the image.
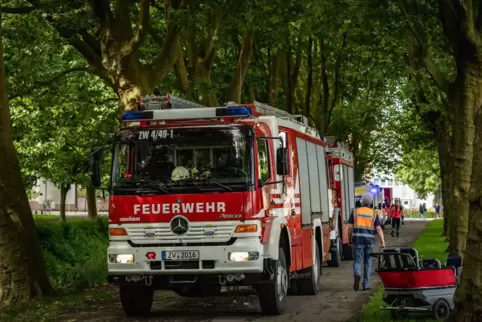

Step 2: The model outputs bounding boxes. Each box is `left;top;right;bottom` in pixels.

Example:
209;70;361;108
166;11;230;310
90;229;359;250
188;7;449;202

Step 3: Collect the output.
177;178;233;192
205;179;233;192
134;180;170;194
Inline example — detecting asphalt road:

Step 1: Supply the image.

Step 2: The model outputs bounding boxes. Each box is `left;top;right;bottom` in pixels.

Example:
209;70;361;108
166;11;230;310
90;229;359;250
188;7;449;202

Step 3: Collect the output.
56;220;428;322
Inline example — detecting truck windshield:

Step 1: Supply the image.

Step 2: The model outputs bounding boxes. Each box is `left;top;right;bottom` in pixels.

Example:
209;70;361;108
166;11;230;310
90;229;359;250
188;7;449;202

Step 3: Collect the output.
112;126;253;193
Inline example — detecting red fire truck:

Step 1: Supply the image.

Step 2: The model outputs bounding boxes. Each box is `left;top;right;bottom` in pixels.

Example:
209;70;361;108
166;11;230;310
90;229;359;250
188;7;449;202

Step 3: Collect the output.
88;95;352;317
325;138;355;264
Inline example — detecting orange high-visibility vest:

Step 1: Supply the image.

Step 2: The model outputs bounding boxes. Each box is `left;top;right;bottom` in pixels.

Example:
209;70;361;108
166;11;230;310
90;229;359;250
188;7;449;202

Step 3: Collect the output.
352;207;377;244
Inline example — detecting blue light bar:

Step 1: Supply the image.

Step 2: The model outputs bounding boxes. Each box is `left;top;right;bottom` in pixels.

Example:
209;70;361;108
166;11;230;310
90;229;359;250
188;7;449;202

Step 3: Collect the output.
370;188;378;194
122;111;153;121
215;106;252;117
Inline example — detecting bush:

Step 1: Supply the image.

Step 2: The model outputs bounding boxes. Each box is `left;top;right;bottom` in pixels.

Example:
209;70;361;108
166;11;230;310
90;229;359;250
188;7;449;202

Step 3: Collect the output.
35;217;109;293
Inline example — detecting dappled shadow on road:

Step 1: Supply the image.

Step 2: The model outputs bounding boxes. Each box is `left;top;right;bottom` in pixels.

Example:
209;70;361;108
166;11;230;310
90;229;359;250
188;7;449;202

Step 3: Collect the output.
54;221;429;322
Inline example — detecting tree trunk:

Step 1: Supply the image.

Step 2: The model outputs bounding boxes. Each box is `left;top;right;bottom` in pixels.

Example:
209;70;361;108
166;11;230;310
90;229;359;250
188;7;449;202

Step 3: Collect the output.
0;16;53;304
230;28;254;103
279;46;301;114
435;116;452;237
452;117;482;321
195;74;218;106
173;39;191;99
59;184;70;222
319;37;330;135
446;62;478;257
305;37;313;122
450;61;482;321
268;50;281;107
86;185;97;218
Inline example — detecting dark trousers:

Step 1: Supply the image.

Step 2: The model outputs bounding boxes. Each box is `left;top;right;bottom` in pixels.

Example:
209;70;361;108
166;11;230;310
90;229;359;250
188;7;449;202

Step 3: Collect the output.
392;218;401;232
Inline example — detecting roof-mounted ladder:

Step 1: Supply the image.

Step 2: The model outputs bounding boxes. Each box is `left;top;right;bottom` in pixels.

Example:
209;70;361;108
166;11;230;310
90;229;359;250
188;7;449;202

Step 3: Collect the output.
140;94;309;126
253;101;308;126
140;94;207;110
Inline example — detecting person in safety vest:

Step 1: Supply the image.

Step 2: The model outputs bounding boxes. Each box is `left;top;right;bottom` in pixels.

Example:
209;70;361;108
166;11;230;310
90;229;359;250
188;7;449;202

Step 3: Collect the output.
347;193;385;291
390;199;404;238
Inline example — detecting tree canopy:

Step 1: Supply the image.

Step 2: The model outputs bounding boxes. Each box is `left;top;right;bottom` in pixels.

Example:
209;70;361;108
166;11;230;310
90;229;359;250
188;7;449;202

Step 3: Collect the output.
6;0;482;317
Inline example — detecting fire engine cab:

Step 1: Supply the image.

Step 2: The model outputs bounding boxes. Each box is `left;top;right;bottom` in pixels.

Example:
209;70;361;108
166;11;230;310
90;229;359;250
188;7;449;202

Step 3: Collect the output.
88;94;352;317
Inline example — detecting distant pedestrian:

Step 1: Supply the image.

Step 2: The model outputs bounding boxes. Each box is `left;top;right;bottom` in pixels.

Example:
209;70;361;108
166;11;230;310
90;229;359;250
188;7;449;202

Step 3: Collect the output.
348;193;386;292
434;203;441;218
423;203;427;218
419;204;424;219
390;199;403;238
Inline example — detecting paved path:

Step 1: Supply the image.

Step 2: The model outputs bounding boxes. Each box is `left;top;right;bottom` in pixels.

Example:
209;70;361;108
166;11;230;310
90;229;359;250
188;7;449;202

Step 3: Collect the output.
55;221;428;322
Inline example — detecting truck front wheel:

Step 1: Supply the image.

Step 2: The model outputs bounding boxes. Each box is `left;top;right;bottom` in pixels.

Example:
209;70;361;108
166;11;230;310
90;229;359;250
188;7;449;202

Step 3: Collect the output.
120;285;154;317
257;247;288;315
299;244;321;295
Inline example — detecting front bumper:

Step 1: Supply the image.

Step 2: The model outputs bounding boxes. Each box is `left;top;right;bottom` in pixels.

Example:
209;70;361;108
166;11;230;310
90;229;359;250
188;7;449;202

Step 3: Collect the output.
107;236;264;275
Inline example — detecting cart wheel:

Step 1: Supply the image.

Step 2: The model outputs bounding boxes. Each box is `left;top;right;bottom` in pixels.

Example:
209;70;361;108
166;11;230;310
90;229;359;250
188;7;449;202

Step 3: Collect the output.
391;299;408;320
433;299;451;320
390;309;408;320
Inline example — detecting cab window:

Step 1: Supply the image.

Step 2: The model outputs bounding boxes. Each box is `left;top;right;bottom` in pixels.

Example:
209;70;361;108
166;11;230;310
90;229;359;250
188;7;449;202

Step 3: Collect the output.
257;138;270;182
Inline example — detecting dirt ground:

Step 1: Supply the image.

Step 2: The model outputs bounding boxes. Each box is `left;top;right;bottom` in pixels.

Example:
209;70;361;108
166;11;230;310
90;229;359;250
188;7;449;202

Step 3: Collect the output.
56;221;428;322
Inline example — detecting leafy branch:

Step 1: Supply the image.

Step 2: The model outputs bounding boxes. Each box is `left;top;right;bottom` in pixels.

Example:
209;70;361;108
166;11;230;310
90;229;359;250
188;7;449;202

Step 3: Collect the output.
10;67;91;100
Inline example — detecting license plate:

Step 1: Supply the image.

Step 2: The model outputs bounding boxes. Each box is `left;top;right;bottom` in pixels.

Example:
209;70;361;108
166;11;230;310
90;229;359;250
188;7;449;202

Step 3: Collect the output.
162;251;199;261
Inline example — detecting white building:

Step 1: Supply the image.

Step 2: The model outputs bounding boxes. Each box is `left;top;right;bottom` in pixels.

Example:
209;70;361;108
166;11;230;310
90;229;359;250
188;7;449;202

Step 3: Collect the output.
29;178;109;213
370;173;436;211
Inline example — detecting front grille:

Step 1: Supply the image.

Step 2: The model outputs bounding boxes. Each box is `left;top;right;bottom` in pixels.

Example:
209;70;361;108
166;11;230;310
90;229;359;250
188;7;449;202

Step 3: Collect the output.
149;260;216;270
126;222;236;244
128;237;237;248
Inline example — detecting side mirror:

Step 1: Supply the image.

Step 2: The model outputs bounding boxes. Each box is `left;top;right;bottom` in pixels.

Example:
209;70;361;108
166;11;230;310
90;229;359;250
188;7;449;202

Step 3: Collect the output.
88;145;104;189
276;147;288;175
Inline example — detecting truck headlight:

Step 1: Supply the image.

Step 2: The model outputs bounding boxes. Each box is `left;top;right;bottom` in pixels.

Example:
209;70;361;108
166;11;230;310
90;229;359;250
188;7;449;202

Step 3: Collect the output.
229;251;259;261
109;254;135;264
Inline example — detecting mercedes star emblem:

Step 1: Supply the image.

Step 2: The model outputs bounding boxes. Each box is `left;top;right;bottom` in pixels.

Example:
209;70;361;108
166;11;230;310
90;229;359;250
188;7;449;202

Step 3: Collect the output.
170;216;188;235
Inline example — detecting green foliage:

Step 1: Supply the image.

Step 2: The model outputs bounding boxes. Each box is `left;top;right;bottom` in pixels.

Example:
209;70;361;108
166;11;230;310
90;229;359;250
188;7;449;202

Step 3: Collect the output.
35;217;109;293
3;0;451;189
11;0;413;179
395;148;440;198
3;12;118;192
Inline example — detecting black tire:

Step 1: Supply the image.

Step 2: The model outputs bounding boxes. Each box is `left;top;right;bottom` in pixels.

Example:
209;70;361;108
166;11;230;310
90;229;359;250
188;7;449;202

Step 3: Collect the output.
299;245;321;295
433;299;451;320
120;285;154;317
342;243;354;260
327;238;342;267
258;247;288;315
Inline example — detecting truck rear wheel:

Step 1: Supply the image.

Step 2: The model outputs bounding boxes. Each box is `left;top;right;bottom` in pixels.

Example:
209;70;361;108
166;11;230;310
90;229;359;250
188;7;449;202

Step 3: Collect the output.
120;285;154;317
327;238;342;267
299;244;321;295
258;247;288;315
